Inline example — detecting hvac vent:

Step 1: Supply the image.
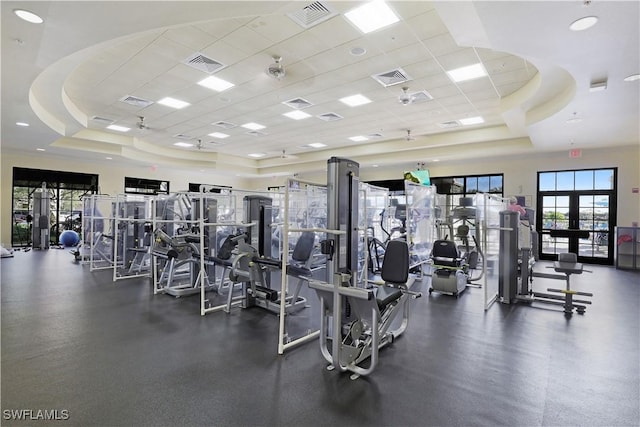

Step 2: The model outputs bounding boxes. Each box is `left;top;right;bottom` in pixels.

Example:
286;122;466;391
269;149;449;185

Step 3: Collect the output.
409;90;433;103
183;53;225;74
371;68;412;87
437;120;461;128
287;1;337;28
283;97;313;109
91;116;114;124
173;133;193;140
316;112;343;122
246;130;266;137
119;95;154;108
212;121;237;129
367;133;384;139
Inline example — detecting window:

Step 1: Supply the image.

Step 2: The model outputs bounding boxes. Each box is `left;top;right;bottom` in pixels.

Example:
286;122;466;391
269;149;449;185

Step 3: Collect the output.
188;183;231;193
430;174;503;196
124;177;169;195
11;167;98;246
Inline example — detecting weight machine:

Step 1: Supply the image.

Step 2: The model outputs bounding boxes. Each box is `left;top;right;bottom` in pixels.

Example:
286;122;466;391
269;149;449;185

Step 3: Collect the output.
498;210;593;316
308;157;422;379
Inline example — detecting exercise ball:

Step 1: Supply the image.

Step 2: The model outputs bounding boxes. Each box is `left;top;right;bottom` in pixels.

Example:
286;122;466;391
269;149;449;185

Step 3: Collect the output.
59;230;80;247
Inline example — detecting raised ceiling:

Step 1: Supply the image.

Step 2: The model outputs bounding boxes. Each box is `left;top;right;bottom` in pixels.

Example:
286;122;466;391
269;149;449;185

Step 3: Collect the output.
2;1;638;177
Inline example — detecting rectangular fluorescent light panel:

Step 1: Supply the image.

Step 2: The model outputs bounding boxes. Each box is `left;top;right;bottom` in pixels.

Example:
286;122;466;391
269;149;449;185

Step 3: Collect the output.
248;153;266;158
446;63;487;82
241;122;266;130
344;1;399;34
349;136;369;142
106;124;131;132
174;142;194;147
339;94;372;107
158;97;190;109
198;76;235;92
307;142;327;148
459;116;485;125
283;110;312;120
208;132;230;139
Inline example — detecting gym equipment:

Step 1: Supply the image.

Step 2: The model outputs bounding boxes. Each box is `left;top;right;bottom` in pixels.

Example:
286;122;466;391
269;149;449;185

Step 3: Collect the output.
498;210;593;316
151;228;217;297
1;245;14;258
113;195;153;281
308;157;422;379
228;230;315;314
429;239;468;297
59;230;80;247
32;184;50;250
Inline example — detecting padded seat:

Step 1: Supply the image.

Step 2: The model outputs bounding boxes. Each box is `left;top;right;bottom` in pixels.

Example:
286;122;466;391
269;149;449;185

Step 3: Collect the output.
375;285;403;310
286;264;312;277
432;240;462;267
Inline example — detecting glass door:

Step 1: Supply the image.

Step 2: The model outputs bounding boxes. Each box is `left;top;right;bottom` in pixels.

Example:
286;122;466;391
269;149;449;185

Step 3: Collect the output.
537;169;616;265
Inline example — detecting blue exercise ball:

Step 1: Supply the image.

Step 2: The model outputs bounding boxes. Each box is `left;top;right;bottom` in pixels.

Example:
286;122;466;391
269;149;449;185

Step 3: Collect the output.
59;230;80;247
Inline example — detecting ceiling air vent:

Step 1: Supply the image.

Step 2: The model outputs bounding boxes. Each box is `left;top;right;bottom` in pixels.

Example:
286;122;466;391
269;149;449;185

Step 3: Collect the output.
246;130;266;137
409;90;434;103
287;1;337;29
119;95;154;108
367;133;384;139
183;53;225;74
213;121;237;129
173;133;193;140
283;98;313;109
437;120;461;129
371;68;412;87
316;112;343;122
91;116;114;124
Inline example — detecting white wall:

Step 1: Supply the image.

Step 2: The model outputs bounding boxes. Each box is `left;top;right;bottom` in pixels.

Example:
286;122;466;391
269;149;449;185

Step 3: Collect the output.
3;145;639;246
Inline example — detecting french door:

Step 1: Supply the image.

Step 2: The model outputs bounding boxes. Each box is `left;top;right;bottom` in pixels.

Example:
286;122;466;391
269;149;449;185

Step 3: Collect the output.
537;169;616;265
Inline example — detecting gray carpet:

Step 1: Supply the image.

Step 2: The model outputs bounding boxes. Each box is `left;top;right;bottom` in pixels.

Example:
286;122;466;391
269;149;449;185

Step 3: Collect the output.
1;249;638;426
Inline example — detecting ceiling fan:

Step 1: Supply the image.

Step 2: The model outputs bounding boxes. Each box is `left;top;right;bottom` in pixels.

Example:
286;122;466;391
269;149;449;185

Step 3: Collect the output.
267;55;286;80
280;149;298;159
398;86;414;106
136;116;150;130
405;129;415;141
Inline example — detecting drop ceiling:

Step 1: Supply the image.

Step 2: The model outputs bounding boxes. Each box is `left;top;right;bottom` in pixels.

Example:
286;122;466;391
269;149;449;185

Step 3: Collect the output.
1;1;638;177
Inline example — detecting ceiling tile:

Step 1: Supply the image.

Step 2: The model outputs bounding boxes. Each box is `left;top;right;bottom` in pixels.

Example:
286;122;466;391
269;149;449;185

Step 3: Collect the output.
162;25;217;52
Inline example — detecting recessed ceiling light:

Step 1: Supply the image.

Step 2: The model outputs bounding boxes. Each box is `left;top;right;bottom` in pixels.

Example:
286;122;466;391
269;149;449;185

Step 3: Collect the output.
106;124;131;132
372;164;379;168
13;9;43;24
349;136;369;142
208;132;230;139
446;63;488;83
241;122;266;130
566;117;583;124
36;148;46;151
106;157;113;160
432;159;440;162
16;122;29;127
174;142;194;148
624;74;640;82
158;97;190;109
344;1;399;34
307;142;327;148
198;76;235;92
340;94;372;107
248;153;266;158
569;16;598;31
350;47;367;56
283;110;312;120
459;116;485;125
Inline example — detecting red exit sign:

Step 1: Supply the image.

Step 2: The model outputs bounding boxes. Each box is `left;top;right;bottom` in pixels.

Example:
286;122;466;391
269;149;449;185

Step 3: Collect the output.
569;149;582;158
